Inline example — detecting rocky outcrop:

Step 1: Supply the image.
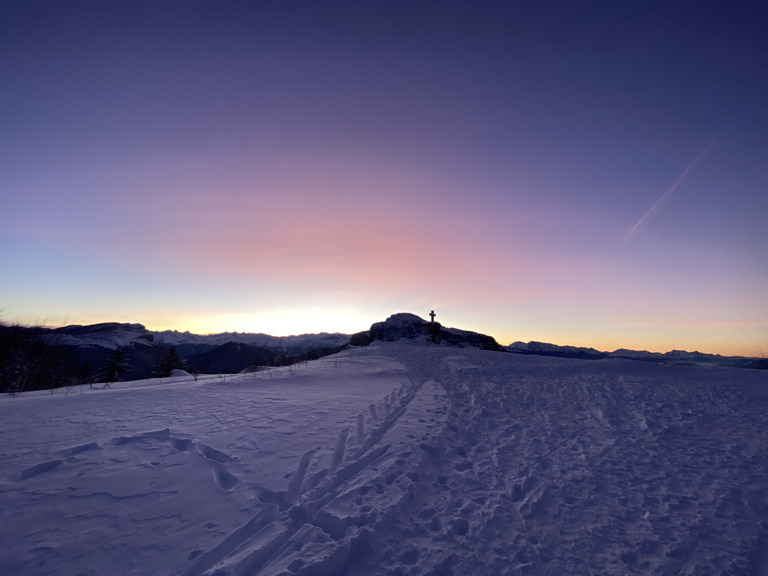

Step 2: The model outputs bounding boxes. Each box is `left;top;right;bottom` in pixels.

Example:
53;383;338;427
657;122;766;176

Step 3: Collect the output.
350;313;434;346
369;313;427;342
440;327;503;351
351;313;503;351
349;330;375;347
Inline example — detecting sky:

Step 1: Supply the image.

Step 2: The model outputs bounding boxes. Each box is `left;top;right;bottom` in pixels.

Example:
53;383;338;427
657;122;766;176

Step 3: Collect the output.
1;1;766;356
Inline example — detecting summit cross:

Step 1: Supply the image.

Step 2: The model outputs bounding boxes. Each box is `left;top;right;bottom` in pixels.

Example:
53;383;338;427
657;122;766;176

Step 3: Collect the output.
429;310;436;323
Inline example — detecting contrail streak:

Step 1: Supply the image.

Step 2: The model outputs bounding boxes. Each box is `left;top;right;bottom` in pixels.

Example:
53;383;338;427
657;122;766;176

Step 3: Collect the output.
624;136;718;243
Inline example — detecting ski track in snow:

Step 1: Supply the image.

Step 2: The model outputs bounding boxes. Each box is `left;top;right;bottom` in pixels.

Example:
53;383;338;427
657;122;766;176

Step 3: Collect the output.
1;342;767;575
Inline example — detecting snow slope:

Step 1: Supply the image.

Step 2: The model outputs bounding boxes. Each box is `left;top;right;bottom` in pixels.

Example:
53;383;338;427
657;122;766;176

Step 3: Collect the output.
1;342;767;575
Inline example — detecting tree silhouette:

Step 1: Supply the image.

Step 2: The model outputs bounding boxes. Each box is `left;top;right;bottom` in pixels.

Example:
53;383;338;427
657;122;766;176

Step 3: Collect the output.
156;346;184;378
98;347;131;388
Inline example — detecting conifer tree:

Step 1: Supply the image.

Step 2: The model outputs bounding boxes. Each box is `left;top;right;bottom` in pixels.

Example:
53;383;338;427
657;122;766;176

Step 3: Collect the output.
156;346;183;378
98;347;131;388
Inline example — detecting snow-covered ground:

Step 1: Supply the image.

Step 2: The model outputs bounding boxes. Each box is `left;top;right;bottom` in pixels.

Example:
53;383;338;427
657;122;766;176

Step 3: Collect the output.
1;341;767;575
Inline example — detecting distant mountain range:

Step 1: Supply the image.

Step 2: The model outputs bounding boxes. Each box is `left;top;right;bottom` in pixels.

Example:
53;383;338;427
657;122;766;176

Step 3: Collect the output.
48;322;350;380
507;340;766;369
1;313;765;393
51;322;349;353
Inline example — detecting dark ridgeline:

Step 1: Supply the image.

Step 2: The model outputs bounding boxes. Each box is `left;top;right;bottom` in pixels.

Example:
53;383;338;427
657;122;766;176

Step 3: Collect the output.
1;315;765;393
0;322;347;393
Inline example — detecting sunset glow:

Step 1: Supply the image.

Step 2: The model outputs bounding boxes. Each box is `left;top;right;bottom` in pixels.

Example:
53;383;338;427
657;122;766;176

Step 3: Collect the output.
1;2;766;356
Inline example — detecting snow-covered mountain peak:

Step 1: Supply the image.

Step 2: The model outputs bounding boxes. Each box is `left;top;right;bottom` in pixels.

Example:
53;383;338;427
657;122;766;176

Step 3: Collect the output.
51;322;154;350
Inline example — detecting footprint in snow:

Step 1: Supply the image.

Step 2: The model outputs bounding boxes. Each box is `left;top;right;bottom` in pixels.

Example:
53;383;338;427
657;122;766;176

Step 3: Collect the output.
197;443;231;464
212;467;239;491
18;459;63;480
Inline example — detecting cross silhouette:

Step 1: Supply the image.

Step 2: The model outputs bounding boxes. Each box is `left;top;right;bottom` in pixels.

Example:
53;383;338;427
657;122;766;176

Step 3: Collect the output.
429;310;436;323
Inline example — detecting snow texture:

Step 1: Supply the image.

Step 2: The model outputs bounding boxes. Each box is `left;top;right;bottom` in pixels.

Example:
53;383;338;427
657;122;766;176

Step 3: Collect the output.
1;341;767;575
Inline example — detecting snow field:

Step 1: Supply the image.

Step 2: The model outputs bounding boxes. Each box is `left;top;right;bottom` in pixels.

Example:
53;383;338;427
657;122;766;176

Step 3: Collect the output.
2;341;767;575
0;344;438;575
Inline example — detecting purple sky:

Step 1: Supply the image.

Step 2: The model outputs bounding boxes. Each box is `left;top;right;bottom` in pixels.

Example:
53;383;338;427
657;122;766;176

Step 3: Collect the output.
2;1;766;355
